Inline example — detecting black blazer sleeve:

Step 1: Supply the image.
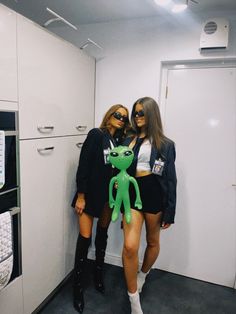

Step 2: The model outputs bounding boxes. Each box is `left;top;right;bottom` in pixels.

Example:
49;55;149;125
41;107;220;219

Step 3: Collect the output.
76;128;102;194
162;142;177;224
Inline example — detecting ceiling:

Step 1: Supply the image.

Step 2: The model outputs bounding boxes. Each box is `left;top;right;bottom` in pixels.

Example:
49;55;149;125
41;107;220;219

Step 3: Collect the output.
1;0;236;27
1;0;236;58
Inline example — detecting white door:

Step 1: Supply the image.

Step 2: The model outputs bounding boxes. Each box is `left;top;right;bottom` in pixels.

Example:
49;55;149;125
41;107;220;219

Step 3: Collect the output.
20;137;65;314
158;66;236;287
20;135;84;313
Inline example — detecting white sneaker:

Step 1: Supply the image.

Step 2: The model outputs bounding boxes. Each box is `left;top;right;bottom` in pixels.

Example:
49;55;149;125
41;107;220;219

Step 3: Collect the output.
128;290;143;314
137;270;150;293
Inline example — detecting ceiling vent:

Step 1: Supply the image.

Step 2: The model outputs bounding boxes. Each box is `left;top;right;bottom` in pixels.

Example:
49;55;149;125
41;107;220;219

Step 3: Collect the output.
200;18;229;50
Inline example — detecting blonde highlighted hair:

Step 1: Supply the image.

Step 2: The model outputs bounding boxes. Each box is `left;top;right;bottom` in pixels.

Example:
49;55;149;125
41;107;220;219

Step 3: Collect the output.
100;104;131;139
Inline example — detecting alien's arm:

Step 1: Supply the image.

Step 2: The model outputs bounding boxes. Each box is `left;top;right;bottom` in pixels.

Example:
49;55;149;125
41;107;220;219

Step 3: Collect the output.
129;177;142;209
109;176;117;208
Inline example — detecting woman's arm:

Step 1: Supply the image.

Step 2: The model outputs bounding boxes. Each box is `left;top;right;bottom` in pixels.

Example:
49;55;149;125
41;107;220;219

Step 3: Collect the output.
75;128;101;194
162;142;177;225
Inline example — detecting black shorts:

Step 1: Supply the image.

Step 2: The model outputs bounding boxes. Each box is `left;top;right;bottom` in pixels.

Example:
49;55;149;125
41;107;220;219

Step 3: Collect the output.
129;174;163;214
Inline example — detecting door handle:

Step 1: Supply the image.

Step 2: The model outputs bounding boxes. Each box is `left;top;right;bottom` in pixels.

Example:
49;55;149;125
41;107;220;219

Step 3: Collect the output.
76;126;87;132
37;126;54;133
37;146;54;154
76;143;83;149
232;184;236;187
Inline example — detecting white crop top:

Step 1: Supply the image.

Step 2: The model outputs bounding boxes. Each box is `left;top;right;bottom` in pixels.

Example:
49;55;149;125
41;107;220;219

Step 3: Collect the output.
137;140;152;171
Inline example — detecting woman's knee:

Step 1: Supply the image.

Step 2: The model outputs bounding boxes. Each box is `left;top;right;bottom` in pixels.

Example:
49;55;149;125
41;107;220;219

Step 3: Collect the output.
146;235;160;250
123;243;139;259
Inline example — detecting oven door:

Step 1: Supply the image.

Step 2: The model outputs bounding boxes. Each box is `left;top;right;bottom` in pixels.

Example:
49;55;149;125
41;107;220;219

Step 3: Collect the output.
0;111;21;281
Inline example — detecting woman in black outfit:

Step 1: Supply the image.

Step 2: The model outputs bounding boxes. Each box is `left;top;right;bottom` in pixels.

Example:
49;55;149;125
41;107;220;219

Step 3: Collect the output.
122;97;177;314
72;104;130;313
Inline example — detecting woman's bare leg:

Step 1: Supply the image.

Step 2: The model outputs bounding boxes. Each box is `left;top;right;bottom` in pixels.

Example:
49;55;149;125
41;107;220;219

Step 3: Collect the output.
141;211;162;272
137;211;162;293
122;210;144;313
122;209;144;293
78;212;94;237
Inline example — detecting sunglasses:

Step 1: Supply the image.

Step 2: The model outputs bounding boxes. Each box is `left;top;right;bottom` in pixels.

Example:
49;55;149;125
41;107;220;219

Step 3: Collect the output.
112;112;128;122
133;110;145;118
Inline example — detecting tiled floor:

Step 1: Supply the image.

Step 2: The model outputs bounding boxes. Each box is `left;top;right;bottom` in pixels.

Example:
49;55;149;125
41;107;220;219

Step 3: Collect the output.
39;260;236;314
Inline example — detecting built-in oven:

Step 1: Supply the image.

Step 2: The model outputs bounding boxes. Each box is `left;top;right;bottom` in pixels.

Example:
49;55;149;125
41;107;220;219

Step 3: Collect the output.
0;110;21;283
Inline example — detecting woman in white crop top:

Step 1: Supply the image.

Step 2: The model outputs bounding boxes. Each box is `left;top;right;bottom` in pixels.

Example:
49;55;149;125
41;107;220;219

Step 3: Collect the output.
121;97;177;314
136;140;152;172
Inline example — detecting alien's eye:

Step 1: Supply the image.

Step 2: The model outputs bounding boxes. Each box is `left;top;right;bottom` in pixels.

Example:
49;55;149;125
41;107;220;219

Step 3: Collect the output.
110;152;119;157
124;151;132;156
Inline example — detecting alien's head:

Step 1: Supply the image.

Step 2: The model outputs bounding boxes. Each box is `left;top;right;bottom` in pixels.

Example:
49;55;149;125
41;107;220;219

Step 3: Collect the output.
109;146;134;170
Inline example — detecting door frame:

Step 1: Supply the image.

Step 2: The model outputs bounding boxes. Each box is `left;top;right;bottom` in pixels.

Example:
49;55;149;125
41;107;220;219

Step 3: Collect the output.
159;57;236;289
159;57;236;123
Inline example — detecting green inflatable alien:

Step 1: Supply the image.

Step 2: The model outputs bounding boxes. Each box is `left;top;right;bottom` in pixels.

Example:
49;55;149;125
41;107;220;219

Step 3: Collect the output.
109;146;142;224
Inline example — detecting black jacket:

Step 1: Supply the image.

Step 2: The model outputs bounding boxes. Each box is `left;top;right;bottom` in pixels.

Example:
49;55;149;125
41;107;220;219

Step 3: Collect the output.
124;137;177;224
72;128;116;218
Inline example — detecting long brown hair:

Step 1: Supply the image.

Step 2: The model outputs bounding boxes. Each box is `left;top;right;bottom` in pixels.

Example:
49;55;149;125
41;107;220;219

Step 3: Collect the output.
131;97;168;149
100;104;131;139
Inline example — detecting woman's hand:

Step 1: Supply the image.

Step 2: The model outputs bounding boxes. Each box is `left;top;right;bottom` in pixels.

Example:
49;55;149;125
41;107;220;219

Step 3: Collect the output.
75;193;85;215
161;222;171;229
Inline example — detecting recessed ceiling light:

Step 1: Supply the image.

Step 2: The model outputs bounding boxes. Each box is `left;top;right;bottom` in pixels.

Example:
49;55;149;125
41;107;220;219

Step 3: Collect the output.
154;0;172;7
172;4;188;13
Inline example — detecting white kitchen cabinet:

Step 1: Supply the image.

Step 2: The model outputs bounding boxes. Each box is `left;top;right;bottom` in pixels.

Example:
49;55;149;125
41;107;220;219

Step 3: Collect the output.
0;277;23;314
17;14;95;140
63;136;86;275
0;101;18;111
0;5;17;102
20;135;85;313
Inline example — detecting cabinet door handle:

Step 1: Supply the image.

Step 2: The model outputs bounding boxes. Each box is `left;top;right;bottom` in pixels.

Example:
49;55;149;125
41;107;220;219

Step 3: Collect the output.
232;184;236;187
37;126;54;133
76;126;87;132
76;143;83;148
37;146;54;154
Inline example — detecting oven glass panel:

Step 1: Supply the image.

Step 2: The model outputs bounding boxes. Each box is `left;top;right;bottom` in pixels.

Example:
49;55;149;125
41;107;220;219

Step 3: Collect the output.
0;189;18;212
0;112;16;131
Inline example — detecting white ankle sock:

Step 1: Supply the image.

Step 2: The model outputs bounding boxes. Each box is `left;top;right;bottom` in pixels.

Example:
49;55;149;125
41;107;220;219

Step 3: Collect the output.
128;290;143;314
137;270;150;293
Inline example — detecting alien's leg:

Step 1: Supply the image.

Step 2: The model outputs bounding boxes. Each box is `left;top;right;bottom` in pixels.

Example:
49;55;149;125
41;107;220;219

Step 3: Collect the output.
123;191;132;224
112;193;122;222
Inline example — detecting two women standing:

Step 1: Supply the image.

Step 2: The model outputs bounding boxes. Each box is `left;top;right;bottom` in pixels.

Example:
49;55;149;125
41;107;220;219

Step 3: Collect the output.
72;97;177;314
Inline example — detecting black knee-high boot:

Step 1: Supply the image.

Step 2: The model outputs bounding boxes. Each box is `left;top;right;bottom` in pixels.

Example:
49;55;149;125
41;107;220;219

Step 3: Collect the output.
73;234;91;313
94;224;108;293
